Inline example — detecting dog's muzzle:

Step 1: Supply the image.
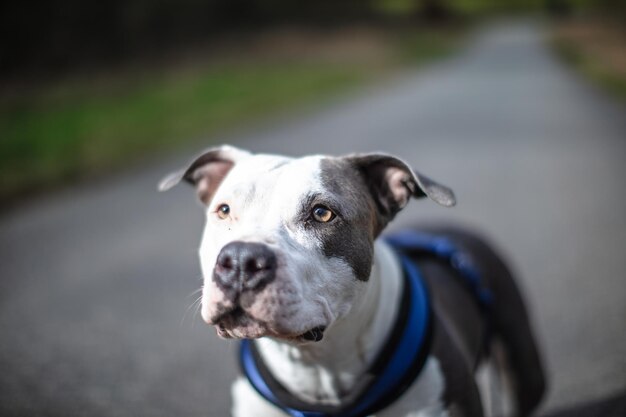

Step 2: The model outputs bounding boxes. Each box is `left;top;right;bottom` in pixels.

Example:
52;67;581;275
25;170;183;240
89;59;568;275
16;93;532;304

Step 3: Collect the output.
210;241;326;342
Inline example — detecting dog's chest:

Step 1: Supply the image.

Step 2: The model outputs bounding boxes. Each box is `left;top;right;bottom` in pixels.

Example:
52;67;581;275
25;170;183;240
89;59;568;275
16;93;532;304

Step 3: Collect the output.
377;356;449;417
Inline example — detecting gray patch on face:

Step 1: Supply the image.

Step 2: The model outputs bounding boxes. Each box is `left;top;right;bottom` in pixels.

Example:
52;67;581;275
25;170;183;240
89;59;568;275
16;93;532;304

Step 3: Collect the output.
311;158;379;281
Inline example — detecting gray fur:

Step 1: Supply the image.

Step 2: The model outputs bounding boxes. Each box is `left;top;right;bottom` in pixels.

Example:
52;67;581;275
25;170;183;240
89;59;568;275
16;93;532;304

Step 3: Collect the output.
316;158;378;281
346;153;456;234
412;225;546;416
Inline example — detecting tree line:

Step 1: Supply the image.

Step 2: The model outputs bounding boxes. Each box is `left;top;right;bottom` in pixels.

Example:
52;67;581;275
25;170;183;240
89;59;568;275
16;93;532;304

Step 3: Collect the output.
0;0;621;79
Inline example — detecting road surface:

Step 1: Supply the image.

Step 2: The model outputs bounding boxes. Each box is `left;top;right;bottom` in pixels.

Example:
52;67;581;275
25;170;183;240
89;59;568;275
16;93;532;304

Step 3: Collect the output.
1;20;625;416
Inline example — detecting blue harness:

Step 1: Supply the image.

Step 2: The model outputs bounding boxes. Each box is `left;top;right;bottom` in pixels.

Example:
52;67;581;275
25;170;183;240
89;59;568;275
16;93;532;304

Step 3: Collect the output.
239;231;493;417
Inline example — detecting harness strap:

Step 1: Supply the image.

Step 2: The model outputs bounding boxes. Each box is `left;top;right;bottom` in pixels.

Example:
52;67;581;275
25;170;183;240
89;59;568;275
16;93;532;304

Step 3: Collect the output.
386;231;495;369
384;231;493;310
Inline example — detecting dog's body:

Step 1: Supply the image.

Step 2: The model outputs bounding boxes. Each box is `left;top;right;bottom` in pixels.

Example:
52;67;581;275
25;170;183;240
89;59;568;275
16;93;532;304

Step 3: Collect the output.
161;146;545;417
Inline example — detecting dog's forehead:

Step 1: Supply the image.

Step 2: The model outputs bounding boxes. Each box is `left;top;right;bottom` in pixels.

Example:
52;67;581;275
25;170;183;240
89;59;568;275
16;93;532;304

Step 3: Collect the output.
217;153;326;206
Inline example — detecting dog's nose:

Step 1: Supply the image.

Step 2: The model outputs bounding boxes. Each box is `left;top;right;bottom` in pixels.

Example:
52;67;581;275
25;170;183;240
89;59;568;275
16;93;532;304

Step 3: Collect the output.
214;241;277;292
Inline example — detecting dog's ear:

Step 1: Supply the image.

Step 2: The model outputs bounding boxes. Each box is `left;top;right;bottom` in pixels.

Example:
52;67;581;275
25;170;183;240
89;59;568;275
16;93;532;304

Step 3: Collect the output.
158;145;251;204
347;153;455;227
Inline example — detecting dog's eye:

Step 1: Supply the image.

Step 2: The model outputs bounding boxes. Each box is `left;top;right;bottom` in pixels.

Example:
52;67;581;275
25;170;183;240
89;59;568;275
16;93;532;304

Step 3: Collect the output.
217;204;230;220
312;205;335;223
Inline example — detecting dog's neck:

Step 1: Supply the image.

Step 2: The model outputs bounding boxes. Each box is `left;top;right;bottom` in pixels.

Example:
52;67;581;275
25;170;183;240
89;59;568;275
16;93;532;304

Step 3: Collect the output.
255;240;403;406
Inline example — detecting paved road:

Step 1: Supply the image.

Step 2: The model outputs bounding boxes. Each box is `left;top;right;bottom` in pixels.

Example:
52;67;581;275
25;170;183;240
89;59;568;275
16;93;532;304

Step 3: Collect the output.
1;20;625;417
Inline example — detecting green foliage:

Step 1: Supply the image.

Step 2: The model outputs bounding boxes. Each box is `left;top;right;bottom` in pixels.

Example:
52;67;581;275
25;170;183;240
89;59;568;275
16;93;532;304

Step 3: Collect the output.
396;28;464;62
374;0;547;18
544;0;626;17
553;39;626;99
0;64;370;199
0;27;462;201
375;0;418;16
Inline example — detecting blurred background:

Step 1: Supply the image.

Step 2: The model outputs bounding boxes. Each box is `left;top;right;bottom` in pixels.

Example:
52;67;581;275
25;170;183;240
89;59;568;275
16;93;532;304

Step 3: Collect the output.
1;0;625;416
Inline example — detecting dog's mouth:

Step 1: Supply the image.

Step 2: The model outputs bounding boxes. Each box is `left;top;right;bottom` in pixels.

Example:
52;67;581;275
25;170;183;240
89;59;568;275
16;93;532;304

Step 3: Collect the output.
299;326;326;342
214;307;326;343
215;307;255;338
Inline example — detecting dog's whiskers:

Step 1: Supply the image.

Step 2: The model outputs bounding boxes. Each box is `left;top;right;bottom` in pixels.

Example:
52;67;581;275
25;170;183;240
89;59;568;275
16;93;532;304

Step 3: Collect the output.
192;295;204;327
181;286;204;327
187;286;203;297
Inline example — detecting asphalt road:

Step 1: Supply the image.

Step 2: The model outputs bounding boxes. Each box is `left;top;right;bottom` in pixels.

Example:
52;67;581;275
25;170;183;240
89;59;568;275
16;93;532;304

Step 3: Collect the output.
1;20;625;417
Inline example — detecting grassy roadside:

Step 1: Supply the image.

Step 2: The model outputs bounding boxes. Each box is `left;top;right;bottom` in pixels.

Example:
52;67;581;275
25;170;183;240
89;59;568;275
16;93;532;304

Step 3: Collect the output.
0;27;463;203
551;19;626;99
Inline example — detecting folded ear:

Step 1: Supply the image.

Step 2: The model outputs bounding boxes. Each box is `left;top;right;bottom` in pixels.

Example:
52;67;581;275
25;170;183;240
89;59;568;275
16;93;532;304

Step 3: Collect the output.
158;145;251;204
346;153;455;227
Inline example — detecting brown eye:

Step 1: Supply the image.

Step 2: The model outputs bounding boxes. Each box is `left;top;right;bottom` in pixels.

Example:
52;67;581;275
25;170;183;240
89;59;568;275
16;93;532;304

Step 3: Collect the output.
217;204;230;219
312;205;335;223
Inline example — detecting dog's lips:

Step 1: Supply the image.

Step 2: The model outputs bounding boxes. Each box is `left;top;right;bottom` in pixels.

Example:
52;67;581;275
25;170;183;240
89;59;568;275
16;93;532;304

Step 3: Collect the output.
214;307;262;339
213;308;326;343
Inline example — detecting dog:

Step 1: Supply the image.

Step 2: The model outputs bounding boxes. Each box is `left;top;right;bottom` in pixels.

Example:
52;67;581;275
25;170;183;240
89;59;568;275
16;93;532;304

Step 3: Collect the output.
160;145;546;417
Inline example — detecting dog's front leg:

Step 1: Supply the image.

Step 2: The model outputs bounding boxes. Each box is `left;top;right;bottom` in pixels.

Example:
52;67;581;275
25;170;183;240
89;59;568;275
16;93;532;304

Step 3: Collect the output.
231;377;287;417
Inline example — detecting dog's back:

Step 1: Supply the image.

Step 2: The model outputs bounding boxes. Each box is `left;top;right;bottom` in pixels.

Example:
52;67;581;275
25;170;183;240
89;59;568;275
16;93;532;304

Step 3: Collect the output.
405;225;546;417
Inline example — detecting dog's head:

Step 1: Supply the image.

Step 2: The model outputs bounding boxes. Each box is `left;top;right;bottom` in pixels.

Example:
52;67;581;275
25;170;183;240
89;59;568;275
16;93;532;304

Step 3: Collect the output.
160;145;454;343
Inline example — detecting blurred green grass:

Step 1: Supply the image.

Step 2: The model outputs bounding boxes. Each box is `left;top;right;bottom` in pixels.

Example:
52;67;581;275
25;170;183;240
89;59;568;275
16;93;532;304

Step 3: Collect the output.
0;29;461;202
553;41;626;97
1;65;370;198
551;20;626;100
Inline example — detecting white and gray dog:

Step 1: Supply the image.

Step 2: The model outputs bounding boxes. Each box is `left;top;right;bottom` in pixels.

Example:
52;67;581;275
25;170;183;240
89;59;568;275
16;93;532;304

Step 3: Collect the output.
160;145;545;417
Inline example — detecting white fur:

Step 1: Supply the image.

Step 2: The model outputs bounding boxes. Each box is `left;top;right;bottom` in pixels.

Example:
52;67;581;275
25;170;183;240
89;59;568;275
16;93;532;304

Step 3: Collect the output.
232;377;285;417
379;357;449;417
475;342;515;417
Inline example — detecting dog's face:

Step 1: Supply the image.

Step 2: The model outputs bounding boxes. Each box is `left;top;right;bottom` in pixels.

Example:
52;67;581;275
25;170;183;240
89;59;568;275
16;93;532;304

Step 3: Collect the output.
160;145;454;343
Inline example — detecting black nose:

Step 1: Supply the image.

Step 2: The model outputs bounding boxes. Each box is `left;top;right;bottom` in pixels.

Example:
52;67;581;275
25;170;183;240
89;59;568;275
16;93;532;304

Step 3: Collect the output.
214;241;277;293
